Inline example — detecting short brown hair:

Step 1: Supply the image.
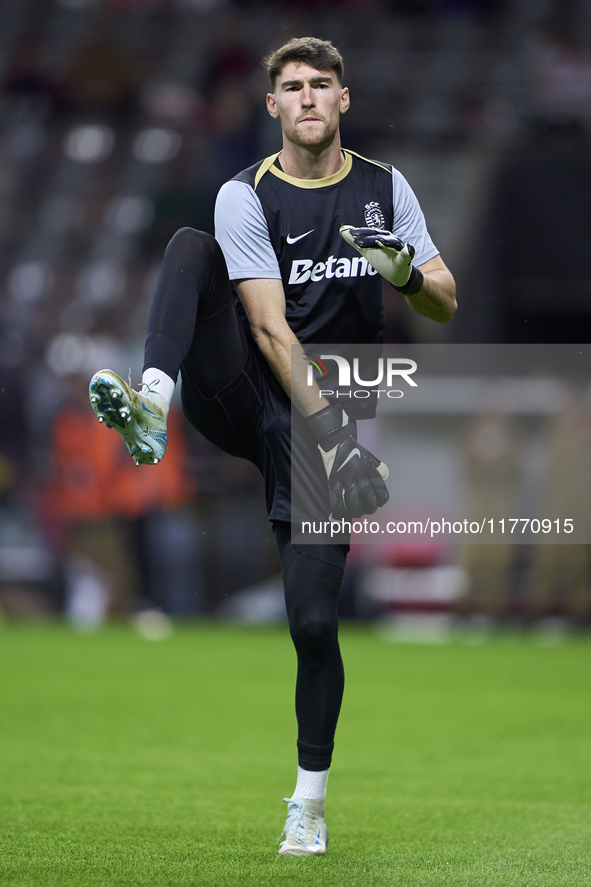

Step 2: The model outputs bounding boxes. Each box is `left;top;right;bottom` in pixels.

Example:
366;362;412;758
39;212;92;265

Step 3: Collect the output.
262;37;344;88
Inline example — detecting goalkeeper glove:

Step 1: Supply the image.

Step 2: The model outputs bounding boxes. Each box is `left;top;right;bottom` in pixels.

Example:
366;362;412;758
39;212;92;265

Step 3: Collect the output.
307;403;389;520
339;225;423;294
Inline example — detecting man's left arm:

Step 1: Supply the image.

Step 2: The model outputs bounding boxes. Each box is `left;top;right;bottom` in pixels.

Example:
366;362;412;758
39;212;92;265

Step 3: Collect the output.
404;254;456;324
340;225;456;324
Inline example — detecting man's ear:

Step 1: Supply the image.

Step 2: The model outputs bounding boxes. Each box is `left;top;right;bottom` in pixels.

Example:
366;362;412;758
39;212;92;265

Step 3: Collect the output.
267;93;279;119
340;87;350;115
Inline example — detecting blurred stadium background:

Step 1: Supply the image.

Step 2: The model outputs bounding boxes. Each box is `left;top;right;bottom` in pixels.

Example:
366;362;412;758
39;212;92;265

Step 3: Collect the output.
1;0;591;632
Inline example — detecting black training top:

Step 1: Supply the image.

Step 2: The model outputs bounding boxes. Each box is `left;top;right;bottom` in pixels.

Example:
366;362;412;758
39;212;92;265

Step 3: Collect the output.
215;149;438;347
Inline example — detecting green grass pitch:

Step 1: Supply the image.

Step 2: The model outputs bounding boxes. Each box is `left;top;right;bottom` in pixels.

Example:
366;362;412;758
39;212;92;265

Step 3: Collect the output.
0;621;590;886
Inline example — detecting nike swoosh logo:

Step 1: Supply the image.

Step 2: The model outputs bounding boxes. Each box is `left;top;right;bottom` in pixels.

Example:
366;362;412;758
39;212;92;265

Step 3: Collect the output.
142;401;157;415
340;448;361;469
286;229;314;244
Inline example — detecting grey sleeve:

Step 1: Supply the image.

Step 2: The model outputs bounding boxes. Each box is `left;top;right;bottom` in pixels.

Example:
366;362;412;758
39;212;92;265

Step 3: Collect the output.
391;168;440;267
214;180;282;280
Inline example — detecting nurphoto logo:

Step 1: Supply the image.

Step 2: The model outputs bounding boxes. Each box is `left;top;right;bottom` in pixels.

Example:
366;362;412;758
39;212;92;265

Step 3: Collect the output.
303;352;418;400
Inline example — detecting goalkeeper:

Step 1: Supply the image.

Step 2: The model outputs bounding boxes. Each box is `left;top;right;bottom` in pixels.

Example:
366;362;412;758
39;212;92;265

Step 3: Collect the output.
89;37;456;856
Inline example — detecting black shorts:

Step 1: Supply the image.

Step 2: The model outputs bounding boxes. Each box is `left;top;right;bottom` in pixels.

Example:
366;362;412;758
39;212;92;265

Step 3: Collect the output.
180;321;331;523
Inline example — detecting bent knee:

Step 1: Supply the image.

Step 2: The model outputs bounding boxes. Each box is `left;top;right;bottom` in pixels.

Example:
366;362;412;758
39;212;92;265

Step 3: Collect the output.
165;227;220;262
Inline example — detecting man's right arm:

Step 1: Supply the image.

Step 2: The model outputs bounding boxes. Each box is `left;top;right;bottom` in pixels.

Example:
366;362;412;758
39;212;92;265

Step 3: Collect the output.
215;181;327;415
234;278;328;417
236;278;388;519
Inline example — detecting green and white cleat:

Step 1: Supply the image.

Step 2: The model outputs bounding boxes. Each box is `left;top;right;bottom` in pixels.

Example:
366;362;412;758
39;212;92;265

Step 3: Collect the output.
89;369;168;466
277;797;328;856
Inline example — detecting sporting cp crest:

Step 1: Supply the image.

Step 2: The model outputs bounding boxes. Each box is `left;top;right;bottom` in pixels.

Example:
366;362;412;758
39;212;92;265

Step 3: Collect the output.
364;201;385;229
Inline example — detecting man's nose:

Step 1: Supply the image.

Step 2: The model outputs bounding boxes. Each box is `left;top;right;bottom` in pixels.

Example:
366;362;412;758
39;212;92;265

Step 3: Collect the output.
301;87;315;106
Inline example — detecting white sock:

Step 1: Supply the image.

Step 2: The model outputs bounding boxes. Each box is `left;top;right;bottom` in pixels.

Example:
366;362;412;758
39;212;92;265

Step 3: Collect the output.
141;368;175;410
291;766;329;801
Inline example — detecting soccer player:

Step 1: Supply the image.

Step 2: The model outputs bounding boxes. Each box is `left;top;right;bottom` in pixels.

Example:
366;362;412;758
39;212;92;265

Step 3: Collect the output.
89;37;456;855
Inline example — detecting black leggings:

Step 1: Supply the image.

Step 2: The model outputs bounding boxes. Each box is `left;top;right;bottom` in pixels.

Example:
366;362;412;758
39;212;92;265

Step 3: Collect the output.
144;227;347;769
273;522;347;771
143;227;246;397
